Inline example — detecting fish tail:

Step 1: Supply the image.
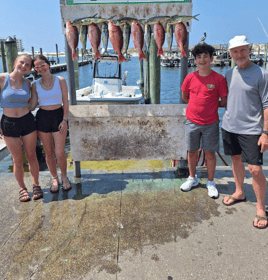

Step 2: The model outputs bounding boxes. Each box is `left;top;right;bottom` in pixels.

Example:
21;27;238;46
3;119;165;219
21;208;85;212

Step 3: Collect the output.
157;48;164;57
72;51;78;60
139;52;147;61
181;51;187;58
118;54;127;63
95;50;102;59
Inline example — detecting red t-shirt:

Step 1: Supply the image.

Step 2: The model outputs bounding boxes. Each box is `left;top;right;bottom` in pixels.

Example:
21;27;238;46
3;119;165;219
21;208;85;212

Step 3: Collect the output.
181;70;228;125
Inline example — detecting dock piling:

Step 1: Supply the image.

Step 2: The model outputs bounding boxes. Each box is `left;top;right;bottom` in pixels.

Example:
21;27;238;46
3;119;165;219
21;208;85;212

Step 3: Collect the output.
139;59;144;96
56;44;60;64
4;36;18;73
144;51;150;103
1;41;7;73
40;48;43;55
149;35;160;104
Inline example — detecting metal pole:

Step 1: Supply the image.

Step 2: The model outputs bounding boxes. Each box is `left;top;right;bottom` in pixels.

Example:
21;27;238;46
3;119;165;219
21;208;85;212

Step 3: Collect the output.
74;48;79;90
4;36;18;73
149;35;160;104
178;32;189;175
1;41;7;73
144;51;150;103
65;35;81;179
139;59;144;96
56;44;59;64
179;32;189;104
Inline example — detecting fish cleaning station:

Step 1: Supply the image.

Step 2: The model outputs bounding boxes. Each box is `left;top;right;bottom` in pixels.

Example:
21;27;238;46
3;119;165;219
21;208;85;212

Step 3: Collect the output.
1;1;268;279
62;0;194;178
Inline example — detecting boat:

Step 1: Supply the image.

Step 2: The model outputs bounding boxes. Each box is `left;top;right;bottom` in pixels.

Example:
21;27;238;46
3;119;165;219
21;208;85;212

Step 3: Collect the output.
161;57;174;67
76;55;145;105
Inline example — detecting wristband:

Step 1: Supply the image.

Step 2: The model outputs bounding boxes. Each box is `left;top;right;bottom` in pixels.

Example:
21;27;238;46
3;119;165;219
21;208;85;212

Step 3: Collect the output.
63;118;68;122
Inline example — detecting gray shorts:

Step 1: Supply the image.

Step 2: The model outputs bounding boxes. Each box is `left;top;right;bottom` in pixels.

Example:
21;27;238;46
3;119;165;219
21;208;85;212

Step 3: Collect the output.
185;119;219;152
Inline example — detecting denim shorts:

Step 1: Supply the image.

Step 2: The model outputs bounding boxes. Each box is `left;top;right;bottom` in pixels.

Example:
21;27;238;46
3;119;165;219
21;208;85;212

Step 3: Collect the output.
1;112;36;138
36;107;64;133
185;119;219;152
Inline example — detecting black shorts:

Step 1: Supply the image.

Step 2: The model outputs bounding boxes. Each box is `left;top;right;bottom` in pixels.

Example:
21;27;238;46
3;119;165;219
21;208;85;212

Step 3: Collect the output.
36;107;64;133
222;128;263;165
1;112;36;138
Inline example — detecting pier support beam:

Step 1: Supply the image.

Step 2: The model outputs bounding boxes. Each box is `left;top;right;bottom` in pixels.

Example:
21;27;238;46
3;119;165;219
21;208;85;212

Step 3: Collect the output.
149;35;160;104
65;35;81;180
56;44;60;64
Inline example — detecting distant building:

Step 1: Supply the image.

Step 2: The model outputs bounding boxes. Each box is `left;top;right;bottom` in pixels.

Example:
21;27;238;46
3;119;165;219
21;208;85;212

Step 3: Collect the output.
0;37;24;52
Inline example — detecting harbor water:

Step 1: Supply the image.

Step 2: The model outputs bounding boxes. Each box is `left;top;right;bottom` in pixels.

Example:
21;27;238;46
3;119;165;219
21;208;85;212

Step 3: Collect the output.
0;56;267;172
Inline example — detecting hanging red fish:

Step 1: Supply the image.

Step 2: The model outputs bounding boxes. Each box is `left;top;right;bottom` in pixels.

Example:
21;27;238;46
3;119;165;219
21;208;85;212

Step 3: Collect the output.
154;22;165;56
108;20;126;63
175;22;187;58
131;21;146;61
88;23;102;59
66;20;79;60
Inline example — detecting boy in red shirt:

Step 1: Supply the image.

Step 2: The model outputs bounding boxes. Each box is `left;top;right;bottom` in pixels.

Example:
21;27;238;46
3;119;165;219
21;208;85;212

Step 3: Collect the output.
180;43;228;198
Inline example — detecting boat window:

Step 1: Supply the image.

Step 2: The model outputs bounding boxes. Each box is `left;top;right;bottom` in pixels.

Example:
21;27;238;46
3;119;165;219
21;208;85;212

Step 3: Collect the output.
95;60;120;79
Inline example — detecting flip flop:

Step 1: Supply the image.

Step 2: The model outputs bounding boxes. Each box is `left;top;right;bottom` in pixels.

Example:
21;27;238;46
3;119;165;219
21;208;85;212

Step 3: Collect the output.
253;213;268;229
222;195;246;206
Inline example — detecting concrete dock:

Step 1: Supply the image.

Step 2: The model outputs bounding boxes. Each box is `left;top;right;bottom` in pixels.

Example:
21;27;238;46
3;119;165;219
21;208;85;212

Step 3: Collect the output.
1;162;268;280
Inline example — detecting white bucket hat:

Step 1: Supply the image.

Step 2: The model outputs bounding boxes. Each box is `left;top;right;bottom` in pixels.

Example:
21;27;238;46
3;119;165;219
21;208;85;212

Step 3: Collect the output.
229;35;250;49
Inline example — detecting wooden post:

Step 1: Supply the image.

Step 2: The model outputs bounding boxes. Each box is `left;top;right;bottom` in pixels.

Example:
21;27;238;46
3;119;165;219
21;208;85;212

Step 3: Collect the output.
74;48;79;90
56;44;59;64
40;48;43;55
139;59;144;95
65;35;81;179
1;41;7;73
149;35;160;104
4;36;18;73
31;46;34;58
144;51;150;103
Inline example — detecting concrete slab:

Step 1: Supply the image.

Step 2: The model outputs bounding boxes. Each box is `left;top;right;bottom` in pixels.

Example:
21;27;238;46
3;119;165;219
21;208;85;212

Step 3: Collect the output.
0;165;268;279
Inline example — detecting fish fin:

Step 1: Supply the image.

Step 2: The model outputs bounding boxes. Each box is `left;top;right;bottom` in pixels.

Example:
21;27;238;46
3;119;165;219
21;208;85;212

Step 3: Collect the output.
139;52;147;61
193;14;200;21
157;48;164;57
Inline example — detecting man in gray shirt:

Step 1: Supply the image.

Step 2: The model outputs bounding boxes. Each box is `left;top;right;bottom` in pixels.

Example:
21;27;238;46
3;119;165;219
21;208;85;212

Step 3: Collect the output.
222;35;268;229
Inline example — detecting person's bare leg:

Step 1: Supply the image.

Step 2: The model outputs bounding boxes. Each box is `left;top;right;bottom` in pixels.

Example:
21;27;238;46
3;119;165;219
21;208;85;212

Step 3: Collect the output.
188;150;198;178
223;154;246;205
248;164;267;228
204;151;216;181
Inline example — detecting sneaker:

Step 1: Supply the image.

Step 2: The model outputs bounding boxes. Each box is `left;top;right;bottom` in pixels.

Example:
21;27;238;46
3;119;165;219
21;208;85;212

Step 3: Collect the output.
180;175;199;192
206;181;219;199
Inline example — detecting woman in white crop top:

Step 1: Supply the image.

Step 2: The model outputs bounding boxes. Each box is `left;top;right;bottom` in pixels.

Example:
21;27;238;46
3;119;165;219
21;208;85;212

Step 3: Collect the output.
30;55;71;192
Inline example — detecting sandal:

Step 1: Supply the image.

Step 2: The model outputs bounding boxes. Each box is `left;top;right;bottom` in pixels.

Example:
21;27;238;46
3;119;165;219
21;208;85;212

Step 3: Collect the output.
50;175;59;193
19;187;31;202
61;176;72;191
33;185;43;200
253;213;268;229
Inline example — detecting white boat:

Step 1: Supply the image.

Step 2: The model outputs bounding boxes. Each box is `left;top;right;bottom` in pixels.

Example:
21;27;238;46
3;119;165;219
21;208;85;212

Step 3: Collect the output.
76;55;145;105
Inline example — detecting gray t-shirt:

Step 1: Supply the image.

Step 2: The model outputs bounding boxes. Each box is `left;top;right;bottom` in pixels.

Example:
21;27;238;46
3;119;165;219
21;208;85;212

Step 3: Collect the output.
222;63;268;134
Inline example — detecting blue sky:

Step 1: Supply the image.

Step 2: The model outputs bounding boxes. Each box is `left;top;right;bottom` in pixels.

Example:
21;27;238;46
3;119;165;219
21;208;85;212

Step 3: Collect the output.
1;0;268;53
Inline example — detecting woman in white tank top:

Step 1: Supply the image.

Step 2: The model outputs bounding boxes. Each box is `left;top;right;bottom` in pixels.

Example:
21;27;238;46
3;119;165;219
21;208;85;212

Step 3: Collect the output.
30;55;71;192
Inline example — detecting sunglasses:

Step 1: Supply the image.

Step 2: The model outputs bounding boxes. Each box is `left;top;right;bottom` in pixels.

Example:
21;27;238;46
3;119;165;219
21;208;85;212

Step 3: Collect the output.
34;64;47;70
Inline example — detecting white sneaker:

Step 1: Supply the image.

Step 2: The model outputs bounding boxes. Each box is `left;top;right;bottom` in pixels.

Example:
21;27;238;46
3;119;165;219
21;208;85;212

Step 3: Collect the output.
206;181;219;199
180;175;199;192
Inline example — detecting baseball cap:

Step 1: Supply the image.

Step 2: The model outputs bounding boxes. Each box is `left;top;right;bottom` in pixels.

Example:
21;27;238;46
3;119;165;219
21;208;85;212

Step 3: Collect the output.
229;35;250;49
